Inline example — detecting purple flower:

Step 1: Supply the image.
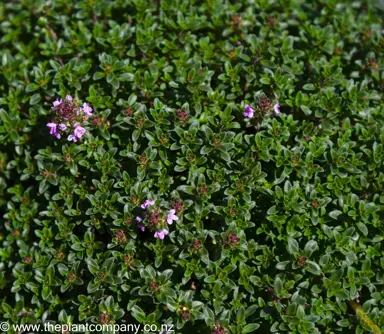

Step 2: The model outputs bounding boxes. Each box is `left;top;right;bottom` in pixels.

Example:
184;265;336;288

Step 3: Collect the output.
47;122;57;135
68;125;86;142
136;217;144;231
47;122;61;139
154;229;169;240
74;125;86;139
273;103;281;115
167;209;178;225
244;104;254;118
65;95;73;101
141;200;155;209
67;134;77;142
59;123;67;131
82;103;93;116
52;99;62;108
237;41;242;45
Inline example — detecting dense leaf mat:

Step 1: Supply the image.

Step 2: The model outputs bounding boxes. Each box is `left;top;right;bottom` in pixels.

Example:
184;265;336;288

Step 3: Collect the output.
0;0;384;333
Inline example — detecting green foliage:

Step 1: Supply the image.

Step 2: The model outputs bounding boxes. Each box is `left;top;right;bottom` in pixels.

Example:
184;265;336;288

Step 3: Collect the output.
0;0;384;333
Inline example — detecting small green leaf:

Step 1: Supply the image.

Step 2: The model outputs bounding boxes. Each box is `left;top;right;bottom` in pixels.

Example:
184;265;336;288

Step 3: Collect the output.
357;222;368;236
287;238;299;255
30;93;41;105
305;261;321;275
276;261;290;270
26;83;40;92
93;72;105;80
329;210;342;220
204;275;216;283
274;277;283;296
303;83;315;90
300;105;312;115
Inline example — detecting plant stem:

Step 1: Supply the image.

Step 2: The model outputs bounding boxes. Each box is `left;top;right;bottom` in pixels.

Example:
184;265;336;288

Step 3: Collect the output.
348;300;382;334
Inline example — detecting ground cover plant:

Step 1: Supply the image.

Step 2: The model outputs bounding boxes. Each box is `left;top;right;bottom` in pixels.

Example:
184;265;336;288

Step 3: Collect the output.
0;0;384;333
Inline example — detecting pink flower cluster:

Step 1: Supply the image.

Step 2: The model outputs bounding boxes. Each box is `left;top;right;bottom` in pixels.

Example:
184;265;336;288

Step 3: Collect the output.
141;200;155;209
244;102;281;118
136;200;179;240
46;95;93;142
167;209;178;225
154;229;168;240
